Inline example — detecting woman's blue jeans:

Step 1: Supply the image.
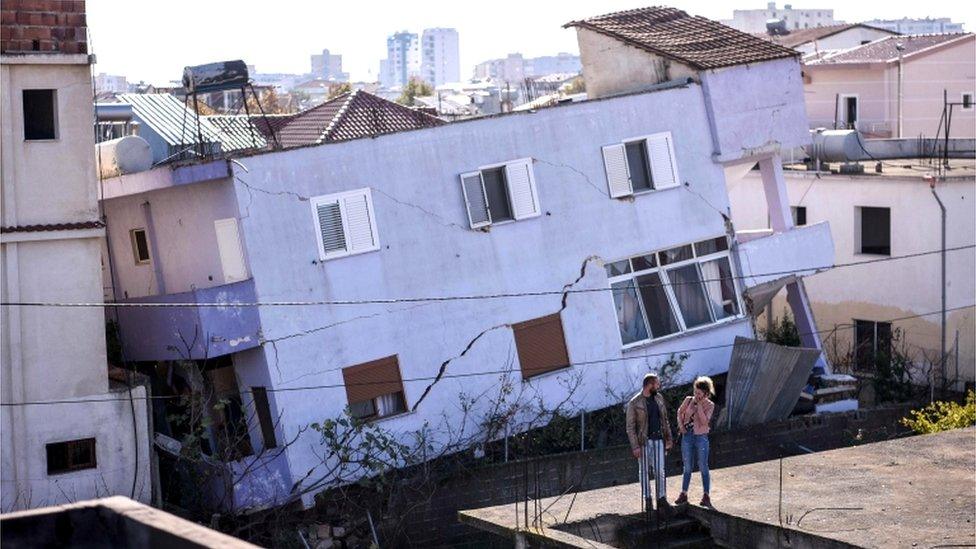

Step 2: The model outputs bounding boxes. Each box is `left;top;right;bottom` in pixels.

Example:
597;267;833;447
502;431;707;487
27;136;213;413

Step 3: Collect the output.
681;433;711;494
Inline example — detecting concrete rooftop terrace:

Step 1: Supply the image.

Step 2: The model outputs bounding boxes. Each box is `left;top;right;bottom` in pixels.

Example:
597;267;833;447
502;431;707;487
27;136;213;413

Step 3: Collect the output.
458;428;976;548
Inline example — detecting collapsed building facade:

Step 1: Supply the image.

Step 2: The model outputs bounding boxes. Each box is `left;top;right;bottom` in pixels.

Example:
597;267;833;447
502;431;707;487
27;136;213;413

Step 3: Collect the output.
97;7;835;510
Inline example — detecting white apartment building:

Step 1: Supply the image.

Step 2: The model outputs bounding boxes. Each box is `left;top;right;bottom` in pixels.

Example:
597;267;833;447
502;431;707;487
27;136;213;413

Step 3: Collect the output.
864;17;965;34
1;6;151;510
724;2;836;33
95;73;129;94
380;31;420;89
421;28;460;87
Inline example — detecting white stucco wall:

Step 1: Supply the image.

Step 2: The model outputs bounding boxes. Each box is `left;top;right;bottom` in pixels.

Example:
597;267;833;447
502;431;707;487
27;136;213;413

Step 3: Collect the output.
1;56;151;510
102;179;243;299
794;27;895;56
727;169;976;385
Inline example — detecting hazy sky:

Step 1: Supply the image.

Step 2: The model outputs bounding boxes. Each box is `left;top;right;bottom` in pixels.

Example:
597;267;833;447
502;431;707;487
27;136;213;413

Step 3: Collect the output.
87;0;973;84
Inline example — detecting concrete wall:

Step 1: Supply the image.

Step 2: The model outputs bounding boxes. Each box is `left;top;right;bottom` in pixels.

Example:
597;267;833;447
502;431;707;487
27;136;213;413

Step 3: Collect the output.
575;28;697;100
700;58;811;162
230;85;766;503
1;55;151;510
727;169;976;386
102;178;243;299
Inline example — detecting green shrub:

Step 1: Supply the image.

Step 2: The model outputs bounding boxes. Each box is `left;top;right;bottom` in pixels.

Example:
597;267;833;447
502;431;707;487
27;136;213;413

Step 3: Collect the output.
901;391;976;434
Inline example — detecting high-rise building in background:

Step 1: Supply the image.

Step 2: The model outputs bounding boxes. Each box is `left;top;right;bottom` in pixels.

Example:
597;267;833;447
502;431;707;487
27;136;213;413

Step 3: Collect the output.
95;73;129;94
311;48;349;82
863;17;965;34
722;2;836;33
473;52;581;82
420;28;460;86
381;31;420;88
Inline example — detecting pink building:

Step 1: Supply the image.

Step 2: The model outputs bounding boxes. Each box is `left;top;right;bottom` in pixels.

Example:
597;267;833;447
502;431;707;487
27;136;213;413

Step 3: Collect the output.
802;33;975;137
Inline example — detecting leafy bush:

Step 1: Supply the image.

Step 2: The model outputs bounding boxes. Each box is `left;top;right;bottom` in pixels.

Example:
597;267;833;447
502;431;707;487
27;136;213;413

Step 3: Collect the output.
760;310;801;347
901;391;976;434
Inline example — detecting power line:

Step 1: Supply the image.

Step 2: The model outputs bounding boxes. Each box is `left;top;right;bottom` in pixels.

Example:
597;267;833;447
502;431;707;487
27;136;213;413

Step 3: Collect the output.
2;244;972;309
2;303;971;408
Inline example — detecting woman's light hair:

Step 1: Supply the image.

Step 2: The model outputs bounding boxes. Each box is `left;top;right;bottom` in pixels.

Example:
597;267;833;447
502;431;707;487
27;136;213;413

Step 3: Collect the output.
694;376;715;396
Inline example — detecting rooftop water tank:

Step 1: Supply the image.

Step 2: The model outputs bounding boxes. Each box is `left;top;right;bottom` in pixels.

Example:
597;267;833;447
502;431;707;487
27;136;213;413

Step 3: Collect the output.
805;129;862;163
96;135;153;179
182;60;249;94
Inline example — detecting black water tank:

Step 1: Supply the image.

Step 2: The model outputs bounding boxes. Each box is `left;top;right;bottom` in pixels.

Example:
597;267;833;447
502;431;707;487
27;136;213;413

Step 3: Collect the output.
182;60;249;93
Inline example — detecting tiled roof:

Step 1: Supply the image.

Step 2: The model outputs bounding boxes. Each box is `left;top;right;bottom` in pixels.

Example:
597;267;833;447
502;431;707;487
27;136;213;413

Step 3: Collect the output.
564;6;798;70
756;24;893;48
1;221;104;233
204;115;268;151
276;90;446;148
807;33;973;65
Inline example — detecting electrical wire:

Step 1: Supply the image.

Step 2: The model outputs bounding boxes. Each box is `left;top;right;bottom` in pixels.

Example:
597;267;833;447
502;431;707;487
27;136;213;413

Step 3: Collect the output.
2;303;971;408
1;243;972;309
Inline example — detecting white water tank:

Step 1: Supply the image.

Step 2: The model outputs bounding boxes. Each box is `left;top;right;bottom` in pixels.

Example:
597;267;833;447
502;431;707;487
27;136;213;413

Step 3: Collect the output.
805;129;862;163
96;135;152;179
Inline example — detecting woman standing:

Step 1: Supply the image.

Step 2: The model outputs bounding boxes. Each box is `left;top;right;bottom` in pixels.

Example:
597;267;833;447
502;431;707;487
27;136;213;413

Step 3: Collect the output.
674;376;715;507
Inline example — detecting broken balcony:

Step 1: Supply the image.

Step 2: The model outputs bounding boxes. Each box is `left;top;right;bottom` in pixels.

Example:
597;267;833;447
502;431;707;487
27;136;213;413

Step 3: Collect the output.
114;278;261;362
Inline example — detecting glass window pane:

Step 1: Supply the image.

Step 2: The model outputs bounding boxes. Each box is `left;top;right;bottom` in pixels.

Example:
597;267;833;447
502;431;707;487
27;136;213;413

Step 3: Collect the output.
605;259;631;278
612;280;649;345
701;258;739;320
625;141;652;191
482;168;513;222
693;236;728;256
349;399;376;420
636;273;680;338
630;254;657;272
659;244;693;266
859;207;890;255
667;264;713;328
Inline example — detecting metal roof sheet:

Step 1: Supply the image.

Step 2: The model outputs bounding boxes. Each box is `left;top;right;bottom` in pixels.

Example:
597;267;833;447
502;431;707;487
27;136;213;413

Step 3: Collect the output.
117;93;224;147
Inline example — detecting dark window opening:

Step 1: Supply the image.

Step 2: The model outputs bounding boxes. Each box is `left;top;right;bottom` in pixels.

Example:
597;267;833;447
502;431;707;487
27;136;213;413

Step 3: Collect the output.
859;206;890;255
342;356;409;421
964;93;973;109
47;438;96;475
791;206;807;226
131;229;151;264
625;140;653;191
843;96;858;129
252;387;277;449
482;167;513;222
23;89;57;140
854;320;892;371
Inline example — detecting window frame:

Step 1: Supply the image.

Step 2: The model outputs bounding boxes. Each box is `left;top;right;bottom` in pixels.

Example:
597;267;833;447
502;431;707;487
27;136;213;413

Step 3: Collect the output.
459;157;540;229
22;88;59;141
838;94;859;130
853;319;893;372
46;438;97;475
130;228;151;265
855;205;891;256
309;188;380;261
791;205;807;226
341;355;410;423
606;236;743;350
602;131;680;198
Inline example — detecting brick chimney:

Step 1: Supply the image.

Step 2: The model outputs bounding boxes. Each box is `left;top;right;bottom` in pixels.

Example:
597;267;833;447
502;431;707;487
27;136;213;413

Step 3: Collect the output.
1;0;88;55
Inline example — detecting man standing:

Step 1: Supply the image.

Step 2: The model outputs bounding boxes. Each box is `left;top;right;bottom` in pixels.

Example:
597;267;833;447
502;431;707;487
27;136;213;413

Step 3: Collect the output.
626;373;673;511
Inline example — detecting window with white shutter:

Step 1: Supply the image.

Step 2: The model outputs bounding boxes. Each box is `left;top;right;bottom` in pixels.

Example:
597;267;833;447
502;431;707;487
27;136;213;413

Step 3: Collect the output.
309;188;380;260
459;158;540;229
602;131;680;197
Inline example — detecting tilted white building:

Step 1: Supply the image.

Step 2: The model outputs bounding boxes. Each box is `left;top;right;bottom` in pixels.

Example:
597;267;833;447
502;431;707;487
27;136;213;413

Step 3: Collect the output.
98;7;833;511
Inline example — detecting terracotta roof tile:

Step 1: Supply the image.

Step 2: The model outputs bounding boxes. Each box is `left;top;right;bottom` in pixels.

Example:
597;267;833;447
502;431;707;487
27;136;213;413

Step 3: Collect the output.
276;90;445;148
1;221;104;233
806;32;973;65
564;6;799;70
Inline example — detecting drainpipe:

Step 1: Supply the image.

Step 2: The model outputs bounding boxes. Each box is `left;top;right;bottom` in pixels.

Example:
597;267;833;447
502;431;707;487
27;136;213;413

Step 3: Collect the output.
896;43;905;138
928;177;946;396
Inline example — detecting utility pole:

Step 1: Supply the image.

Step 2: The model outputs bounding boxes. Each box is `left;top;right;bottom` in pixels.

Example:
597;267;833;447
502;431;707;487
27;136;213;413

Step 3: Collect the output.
928;176;947;397
896;43;905;138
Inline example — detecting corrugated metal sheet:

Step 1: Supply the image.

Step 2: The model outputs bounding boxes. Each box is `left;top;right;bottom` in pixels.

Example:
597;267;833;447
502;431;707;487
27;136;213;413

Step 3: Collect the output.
205;115;268;151
118;93;224;147
721;336;821;429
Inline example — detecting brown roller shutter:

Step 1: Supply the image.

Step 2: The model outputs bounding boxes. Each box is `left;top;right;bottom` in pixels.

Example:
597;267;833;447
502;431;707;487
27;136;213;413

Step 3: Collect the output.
512;313;571;380
342;355;405;406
